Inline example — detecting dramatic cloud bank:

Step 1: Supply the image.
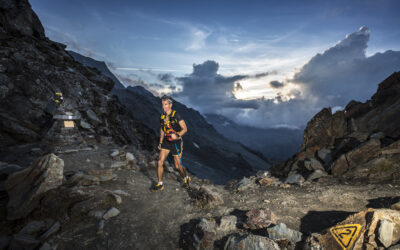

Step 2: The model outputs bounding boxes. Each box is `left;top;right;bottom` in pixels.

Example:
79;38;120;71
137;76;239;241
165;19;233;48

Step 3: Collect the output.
172;27;400;129
291;26;400;108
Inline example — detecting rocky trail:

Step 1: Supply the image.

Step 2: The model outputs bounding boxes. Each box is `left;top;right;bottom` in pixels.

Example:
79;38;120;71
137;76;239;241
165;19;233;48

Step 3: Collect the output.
1;143;399;249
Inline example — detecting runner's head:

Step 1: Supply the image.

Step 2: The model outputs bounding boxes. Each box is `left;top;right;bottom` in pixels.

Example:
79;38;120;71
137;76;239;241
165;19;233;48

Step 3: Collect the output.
161;95;173;113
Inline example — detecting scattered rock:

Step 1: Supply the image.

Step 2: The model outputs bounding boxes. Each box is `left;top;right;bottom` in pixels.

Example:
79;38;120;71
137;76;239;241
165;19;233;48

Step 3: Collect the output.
85;169;116;182
88;210;106;220
39;242;52;250
256;170;271;178
217;215;237;237
317;148;332;166
5;154;64;220
0;162;23;180
111;161;128;169
304;158;325;171
193;217;216;250
39;221;61;240
9;234;40;250
224;234;280;250
103;207;120;220
97;220;105;234
110;150;119;157
67;169;116;186
193;185;224;208
307;169;328;181
149;160;157;168
70;190;118;218
267;222;303;243
257;177;275;187
19;220;46;235
391;201;400;211
0;236;11;250
113;190;130;196
126;152;135;162
370;131;385;139
279;183;291;188
107;192;122;204
244;208;277;230
86;109;102;125
80;120;92;129
378;219;394;248
236;177;257;191
284;173;304;185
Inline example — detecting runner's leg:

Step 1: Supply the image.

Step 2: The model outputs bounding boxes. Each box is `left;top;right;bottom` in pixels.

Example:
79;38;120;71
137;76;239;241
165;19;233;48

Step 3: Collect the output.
158;149;170;183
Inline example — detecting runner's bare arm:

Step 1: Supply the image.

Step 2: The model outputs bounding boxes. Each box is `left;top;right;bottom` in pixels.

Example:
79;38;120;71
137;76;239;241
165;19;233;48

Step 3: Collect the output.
160;128;165;143
177;120;187;137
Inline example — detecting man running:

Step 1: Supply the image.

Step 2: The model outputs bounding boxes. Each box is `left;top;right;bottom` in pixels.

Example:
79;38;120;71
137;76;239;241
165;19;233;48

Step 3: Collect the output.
153;95;190;191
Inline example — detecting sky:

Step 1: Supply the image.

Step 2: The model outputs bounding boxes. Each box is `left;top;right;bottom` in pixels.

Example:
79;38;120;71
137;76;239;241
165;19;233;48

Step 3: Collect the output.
30;0;400;129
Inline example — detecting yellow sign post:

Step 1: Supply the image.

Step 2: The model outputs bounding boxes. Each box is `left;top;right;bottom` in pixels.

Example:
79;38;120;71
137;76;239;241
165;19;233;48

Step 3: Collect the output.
330;224;362;249
64;121;75;128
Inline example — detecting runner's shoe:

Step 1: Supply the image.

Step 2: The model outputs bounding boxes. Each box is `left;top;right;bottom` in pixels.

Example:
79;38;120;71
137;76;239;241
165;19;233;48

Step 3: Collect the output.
184;176;191;188
152;182;164;192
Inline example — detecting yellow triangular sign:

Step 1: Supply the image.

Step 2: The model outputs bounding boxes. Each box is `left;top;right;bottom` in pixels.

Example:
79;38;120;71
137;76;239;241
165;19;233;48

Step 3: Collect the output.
330;224;362;249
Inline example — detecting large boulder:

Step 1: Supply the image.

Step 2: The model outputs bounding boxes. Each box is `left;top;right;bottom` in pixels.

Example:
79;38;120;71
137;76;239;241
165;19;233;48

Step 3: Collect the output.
193;185;224;208
5;153;64;220
244;208;277;230
193;218;217;250
267;222;303;243
224;234;280;250
311;208;400;249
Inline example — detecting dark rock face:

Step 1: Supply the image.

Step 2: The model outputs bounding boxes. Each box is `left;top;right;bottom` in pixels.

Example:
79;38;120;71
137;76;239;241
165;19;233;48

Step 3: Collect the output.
0;0;156;150
0;0;45;39
67;50;125;90
272;72;400;182
300;107;346;151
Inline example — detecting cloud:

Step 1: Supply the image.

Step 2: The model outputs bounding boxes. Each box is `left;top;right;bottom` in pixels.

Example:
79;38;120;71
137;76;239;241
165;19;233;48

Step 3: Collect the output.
114;73;160;95
158;73;174;84
185;28;211;51
269;80;285;89
291;26;400;108
173;60;279;112
234;82;243;92
172;27;400;129
115;67;178;72
254;72;277;78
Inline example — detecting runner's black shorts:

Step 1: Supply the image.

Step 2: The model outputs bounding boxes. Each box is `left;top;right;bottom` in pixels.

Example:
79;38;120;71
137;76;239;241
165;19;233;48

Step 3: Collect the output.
160;139;183;156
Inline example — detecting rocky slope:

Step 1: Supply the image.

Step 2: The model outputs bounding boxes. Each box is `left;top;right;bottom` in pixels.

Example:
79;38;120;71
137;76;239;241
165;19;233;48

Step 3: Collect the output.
271;72;400;183
69;51;271;184
67;50;125;90
0;0;155;156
